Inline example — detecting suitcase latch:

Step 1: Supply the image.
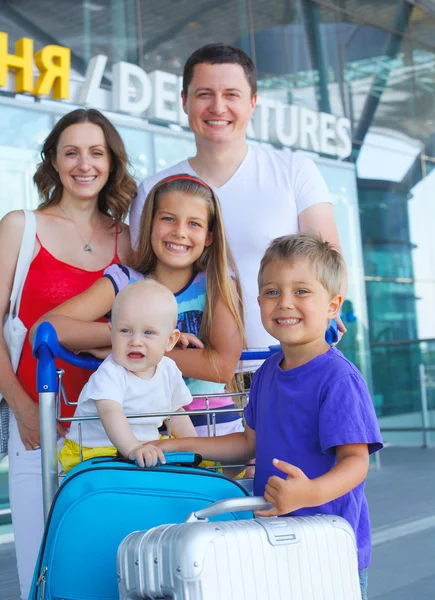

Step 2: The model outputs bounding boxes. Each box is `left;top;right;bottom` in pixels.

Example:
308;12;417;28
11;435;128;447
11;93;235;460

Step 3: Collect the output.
261;518;298;546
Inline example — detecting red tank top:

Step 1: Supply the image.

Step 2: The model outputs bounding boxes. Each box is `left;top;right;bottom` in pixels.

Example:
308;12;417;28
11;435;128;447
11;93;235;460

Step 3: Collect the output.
17;229;120;420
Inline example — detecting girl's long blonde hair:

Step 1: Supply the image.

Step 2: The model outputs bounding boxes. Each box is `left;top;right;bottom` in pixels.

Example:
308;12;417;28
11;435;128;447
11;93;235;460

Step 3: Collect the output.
133;174;245;355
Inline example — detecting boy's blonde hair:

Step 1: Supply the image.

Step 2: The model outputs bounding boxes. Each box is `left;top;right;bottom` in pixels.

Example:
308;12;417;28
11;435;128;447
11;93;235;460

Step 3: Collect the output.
258;233;344;297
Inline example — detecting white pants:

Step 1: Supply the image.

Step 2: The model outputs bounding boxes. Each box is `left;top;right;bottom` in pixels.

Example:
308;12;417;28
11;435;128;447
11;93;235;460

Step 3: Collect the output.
8;414;61;600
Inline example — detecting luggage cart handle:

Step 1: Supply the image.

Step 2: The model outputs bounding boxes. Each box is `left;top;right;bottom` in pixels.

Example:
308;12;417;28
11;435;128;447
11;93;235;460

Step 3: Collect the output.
33;321;102;377
34;319;338;370
185;496;273;522
240;319;338;360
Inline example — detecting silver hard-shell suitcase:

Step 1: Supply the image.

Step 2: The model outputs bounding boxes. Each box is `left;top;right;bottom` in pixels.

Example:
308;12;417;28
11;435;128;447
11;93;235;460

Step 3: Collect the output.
117;497;361;600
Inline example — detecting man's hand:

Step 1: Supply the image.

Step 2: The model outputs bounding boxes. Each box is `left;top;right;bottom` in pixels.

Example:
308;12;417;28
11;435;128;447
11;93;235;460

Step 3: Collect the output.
335;314;347;343
176;332;204;350
128;443;166;468
255;459;315;517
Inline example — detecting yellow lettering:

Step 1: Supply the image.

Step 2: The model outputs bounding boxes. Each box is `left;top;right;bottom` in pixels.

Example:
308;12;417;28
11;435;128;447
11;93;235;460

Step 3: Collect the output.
33;45;70;99
0;33;34;93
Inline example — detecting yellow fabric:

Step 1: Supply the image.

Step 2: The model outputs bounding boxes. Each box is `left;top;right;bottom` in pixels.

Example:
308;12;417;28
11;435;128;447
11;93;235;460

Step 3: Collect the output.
59;438;244;478
198;460;246;478
59;435;173;473
198;459;222;473
59;438;117;473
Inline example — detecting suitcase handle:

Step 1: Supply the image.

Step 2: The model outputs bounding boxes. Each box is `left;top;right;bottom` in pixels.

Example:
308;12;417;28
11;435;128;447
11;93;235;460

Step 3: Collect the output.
116;452;203;468
160;452;203;467
185;496;273;522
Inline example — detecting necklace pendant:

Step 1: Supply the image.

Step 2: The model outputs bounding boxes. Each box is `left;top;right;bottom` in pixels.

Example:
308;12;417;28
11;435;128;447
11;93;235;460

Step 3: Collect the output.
84;244;92;252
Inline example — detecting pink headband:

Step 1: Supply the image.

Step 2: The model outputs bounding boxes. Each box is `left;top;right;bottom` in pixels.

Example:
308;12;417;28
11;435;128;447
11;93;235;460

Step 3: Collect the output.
159;174;212;192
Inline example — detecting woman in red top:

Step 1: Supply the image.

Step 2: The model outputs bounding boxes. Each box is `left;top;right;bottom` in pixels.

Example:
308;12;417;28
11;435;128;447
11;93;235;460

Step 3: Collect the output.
0;108;136;600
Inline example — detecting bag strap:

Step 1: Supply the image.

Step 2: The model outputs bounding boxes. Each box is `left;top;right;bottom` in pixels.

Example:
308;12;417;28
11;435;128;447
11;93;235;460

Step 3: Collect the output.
9;210;37;319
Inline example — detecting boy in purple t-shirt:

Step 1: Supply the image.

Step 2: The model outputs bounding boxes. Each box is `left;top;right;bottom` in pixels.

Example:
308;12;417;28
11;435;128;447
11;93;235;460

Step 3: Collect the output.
153;233;383;600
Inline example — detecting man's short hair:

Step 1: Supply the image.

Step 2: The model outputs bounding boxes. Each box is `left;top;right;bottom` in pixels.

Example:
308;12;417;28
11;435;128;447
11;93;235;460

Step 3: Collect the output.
258;233;344;297
183;43;257;98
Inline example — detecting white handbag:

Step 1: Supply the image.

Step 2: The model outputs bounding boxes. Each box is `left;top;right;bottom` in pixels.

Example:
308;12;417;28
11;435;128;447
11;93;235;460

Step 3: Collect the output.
0;210;37;460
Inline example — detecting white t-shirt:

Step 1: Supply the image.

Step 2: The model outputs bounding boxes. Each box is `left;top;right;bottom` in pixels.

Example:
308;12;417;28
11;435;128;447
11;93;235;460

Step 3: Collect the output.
67;355;192;448
130;145;331;350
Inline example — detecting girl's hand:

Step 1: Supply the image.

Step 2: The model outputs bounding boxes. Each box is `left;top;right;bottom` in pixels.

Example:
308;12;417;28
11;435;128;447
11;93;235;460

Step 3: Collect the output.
74;347;111;360
176;333;204;350
255;459;315;517
129;443;166;468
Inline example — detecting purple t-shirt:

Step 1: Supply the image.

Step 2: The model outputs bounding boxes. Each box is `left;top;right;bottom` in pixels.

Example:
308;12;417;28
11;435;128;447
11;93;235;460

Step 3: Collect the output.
244;346;383;571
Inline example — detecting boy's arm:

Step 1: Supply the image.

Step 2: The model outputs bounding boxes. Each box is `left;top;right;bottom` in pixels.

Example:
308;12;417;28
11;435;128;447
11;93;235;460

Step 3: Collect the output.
153;424;256;464
256;443;369;517
167;408;198;438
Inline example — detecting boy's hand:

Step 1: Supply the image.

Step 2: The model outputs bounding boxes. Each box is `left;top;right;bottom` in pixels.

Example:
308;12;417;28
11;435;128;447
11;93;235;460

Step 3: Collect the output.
255;459;315;517
129;443;166;468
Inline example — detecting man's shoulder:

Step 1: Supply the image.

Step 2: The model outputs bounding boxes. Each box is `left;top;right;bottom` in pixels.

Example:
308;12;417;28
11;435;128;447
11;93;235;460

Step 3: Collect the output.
248;145;317;180
138;161;191;195
249;144;307;166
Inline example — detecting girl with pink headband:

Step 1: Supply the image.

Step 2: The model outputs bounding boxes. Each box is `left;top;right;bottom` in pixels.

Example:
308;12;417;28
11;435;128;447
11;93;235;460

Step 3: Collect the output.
33;174;246;466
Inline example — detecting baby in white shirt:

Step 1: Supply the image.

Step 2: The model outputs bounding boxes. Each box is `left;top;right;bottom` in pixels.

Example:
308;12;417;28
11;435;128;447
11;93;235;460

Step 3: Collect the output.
59;279;196;471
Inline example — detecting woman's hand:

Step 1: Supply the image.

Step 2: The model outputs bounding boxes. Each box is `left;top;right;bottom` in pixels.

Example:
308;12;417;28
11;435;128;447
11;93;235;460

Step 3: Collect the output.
14;401;41;450
176;333;204;350
14;401;68;450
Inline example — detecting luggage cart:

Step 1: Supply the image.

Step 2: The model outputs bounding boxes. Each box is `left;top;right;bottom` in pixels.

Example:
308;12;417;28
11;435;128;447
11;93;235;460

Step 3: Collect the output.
30;320;348;600
32;321;285;521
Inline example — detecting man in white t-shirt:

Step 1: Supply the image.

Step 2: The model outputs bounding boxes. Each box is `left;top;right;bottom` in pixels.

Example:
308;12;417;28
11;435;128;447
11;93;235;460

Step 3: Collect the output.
130;44;346;349
58;280;196;472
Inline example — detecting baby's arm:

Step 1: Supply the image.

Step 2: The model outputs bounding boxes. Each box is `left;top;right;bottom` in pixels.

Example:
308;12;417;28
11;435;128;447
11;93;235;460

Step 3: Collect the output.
96;399;165;467
256;443;369;517
167;408;197;438
151;424;256;464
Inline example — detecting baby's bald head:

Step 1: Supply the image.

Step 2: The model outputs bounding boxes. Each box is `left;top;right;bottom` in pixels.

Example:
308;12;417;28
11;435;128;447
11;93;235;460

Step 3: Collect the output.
110;279;180;375
111;279;178;333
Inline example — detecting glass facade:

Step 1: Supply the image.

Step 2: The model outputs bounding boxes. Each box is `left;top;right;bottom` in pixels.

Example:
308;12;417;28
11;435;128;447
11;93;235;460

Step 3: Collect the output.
1;0;435;513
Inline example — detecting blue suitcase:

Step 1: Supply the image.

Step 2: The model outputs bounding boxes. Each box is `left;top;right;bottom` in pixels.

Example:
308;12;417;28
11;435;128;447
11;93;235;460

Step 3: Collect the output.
29;453;252;600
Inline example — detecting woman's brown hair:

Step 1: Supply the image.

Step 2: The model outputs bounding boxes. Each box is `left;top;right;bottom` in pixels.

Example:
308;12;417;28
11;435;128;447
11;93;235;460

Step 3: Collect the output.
133;174;245;358
33;108;136;224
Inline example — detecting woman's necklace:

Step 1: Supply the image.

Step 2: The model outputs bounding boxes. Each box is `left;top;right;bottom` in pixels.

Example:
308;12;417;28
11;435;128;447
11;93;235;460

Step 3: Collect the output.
59;204;99;253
